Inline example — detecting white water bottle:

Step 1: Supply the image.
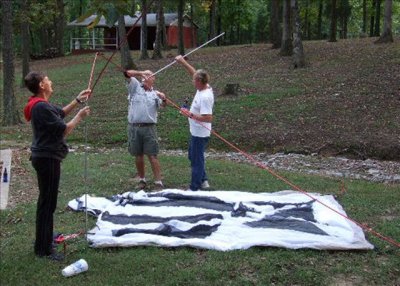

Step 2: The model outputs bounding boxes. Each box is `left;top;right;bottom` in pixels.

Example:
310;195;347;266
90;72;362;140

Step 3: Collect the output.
62;259;88;277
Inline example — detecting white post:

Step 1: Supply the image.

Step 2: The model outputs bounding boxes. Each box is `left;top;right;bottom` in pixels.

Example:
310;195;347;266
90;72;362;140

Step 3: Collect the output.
92;29;95;49
116;28;119;49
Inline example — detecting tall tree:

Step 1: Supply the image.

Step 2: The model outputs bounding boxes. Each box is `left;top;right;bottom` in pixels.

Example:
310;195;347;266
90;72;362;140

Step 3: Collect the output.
216;0;222;45
328;0;337;42
280;0;292;56
152;0;163;59
270;0;281;48
209;0;217;44
2;0;20;125
338;0;351;39
21;0;31;87
118;15;136;69
177;0;185;55
370;0;376;36
317;0;323;39
55;0;65;56
362;0;367;35
140;0;149;59
291;0;305;68
375;0;393;43
374;0;382;36
303;0;310;40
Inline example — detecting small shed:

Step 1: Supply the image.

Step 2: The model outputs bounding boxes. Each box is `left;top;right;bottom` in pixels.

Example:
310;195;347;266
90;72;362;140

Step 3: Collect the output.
67;13;198;53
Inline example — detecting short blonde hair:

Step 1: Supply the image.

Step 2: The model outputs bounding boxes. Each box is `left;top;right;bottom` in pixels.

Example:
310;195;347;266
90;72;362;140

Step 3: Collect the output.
194;69;210;85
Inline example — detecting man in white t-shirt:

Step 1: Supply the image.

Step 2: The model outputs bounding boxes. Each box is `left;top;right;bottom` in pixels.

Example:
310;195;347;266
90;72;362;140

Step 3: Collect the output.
175;55;214;191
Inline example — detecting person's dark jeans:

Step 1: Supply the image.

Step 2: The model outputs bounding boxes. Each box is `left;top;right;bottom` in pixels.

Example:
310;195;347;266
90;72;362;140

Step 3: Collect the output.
188;136;209;190
31;157;61;256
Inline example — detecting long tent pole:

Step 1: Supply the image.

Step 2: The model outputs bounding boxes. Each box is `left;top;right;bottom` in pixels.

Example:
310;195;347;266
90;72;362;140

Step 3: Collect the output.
150;32;225;77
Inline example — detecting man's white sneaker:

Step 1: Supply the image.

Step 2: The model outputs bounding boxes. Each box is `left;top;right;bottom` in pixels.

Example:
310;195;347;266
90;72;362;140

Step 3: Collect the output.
201;180;210;189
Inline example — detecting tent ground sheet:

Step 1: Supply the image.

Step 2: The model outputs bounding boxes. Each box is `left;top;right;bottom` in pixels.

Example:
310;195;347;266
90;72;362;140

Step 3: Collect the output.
68;189;374;251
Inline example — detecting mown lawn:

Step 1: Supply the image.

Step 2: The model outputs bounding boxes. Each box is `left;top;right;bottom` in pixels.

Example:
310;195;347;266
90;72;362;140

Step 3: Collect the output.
0;150;399;285
1;40;399;285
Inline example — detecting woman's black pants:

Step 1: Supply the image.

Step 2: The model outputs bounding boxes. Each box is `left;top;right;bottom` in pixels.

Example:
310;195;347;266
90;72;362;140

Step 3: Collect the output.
31;157;61;256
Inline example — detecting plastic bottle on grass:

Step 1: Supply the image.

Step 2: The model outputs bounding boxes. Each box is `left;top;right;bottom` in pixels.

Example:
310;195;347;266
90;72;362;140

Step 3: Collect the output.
62;259;88;277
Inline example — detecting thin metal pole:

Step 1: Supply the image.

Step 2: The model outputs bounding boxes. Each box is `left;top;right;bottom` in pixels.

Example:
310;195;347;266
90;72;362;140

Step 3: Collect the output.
84;53;98;240
150;32;225;77
84;112;88;241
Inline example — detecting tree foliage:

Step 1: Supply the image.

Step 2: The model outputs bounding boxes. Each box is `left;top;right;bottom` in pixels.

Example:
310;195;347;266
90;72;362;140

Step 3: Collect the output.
3;0;400;58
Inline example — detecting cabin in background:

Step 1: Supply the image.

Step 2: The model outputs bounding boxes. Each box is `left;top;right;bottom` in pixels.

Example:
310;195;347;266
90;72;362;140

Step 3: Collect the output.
67;13;198;53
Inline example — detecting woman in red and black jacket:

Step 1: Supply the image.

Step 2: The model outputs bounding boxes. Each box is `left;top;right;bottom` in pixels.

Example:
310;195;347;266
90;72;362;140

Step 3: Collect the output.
24;71;91;261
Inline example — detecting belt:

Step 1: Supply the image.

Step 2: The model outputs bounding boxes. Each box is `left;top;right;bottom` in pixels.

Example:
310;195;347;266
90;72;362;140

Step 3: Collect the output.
131;123;155;127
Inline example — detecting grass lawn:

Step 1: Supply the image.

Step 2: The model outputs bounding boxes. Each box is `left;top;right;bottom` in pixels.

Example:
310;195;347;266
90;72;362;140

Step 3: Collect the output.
1;150;399;285
1;40;399;285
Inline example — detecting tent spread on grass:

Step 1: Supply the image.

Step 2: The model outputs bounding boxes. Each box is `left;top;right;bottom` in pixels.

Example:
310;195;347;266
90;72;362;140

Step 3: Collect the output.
68;189;374;251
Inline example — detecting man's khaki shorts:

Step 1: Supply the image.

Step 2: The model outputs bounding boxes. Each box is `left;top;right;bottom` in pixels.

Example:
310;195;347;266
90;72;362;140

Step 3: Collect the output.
127;124;159;156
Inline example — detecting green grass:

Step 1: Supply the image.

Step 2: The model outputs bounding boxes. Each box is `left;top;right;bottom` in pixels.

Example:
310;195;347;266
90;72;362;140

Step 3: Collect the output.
1;151;399;285
1;41;400;285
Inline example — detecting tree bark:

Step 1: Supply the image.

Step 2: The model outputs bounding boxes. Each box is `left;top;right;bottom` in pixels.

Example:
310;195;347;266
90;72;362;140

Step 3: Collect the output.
317;0;323;39
328;0;337;42
216;0;222;46
374;0;381;36
55;0;65;56
140;0;149;60
270;0;281;49
119;15;136;69
21;0;31;87
291;0;305;69
280;0;292;56
2;0;20;125
152;0;163;59
375;0;393;43
370;0;375;37
362;0;367;35
178;0;185;55
209;0;216;45
160;1;168;50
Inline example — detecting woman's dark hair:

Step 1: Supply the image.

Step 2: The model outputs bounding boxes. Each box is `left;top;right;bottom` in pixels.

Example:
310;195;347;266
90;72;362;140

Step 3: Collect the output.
24;71;46;94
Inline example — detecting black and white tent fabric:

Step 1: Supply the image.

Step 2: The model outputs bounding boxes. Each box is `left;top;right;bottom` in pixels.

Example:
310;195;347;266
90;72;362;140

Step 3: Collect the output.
68;189;374;251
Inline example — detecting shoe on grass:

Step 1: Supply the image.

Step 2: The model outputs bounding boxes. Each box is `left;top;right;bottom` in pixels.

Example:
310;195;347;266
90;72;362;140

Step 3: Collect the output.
136;180;147;190
153;182;164;191
201;180;210;189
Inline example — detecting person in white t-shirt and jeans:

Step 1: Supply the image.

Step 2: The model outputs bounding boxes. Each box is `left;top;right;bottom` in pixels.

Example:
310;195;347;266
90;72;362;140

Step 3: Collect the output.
175;55;214;191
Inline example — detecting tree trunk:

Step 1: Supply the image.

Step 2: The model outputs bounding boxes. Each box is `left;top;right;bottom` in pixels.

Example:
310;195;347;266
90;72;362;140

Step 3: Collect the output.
209;0;216;45
317;0;323;39
152;0;163;59
55;0;65;56
216;0;222;45
291;0;305;69
21;0;31;87
270;0;281;49
375;0;393;43
374;0;381;36
177;0;185;55
328;0;337;42
304;0;309;40
160;1;168;50
119;15;136;69
370;0;375;37
140;0;149;60
280;0;292;56
362;0;367;35
2;0;20;125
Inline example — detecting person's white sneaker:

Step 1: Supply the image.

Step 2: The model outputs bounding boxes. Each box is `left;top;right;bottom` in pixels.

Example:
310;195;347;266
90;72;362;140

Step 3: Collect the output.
201;180;210;189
